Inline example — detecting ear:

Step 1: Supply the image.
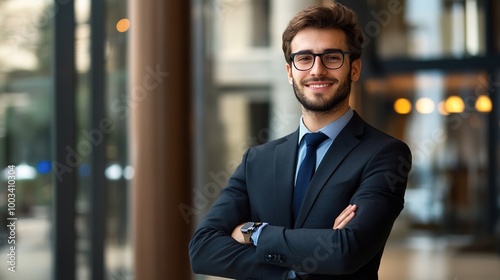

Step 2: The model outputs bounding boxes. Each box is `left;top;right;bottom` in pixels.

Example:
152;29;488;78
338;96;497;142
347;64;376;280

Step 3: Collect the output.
285;63;293;85
350;59;362;82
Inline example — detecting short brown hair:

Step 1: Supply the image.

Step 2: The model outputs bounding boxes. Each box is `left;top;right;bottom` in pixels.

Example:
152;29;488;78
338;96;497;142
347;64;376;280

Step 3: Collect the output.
282;3;364;64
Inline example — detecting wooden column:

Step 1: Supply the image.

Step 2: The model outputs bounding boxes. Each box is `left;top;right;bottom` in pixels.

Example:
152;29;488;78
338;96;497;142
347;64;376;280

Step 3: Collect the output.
130;1;192;279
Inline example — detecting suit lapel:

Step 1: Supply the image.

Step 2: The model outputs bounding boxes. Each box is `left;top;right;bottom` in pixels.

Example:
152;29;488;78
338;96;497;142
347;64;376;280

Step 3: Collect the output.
274;131;299;228
294;112;365;227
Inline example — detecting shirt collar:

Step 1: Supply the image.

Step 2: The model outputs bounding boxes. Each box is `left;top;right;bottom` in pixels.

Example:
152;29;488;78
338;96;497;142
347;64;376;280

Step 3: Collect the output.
298;108;354;144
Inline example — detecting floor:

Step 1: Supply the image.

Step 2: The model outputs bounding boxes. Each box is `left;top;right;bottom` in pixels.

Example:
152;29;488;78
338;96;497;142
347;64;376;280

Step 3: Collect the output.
378;233;500;280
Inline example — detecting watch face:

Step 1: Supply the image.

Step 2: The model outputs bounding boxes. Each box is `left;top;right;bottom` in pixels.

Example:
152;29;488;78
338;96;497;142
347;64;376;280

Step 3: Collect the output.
241;222;254;232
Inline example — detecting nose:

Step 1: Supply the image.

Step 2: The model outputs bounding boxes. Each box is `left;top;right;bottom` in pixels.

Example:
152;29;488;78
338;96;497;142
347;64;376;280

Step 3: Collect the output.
309;56;327;76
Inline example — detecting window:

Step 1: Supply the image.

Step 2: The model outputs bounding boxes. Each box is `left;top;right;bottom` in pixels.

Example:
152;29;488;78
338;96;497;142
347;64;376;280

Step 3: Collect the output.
364;71;491;229
0;1;54;279
373;0;486;59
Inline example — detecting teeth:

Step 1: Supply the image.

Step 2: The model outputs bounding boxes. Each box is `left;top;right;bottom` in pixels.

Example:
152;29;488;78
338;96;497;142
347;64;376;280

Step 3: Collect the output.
309;84;330;88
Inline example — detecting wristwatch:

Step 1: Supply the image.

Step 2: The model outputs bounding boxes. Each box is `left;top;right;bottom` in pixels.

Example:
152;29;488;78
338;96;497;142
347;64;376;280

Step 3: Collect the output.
240;222;262;245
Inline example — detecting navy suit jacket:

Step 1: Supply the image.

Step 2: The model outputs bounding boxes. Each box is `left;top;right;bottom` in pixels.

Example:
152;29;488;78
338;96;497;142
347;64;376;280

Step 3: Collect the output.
189;112;412;279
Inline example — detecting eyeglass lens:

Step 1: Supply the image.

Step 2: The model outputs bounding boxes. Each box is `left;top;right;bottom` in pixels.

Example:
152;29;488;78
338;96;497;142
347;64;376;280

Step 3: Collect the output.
293;52;345;70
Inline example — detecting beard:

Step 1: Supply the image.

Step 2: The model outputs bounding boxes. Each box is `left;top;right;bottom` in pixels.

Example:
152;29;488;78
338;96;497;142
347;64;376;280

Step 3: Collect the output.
292;68;352;114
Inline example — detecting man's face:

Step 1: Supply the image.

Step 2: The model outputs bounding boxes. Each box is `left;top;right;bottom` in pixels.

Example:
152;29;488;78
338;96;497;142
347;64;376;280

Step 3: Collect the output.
286;28;361;113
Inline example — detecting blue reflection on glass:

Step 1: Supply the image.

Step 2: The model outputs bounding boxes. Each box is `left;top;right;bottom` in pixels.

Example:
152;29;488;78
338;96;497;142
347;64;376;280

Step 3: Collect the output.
36;160;52;174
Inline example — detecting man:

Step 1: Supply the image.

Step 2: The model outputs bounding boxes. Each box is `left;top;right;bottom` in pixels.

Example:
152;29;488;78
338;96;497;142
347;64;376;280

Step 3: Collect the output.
189;3;411;279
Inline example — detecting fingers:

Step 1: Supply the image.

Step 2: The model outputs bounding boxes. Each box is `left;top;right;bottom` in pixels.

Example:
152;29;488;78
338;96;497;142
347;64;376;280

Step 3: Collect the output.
333;204;357;229
231;222;246;244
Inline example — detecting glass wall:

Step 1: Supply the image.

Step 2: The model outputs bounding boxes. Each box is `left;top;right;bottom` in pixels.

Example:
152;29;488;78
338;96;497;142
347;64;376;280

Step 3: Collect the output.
103;0;132;279
0;0;54;279
375;0;486;59
74;0;131;279
364;71;492;231
359;0;498;235
74;1;91;278
0;0;131;279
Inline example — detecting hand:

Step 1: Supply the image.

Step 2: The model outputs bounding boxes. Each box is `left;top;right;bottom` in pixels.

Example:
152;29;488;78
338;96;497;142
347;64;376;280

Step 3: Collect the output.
333;204;357;229
231;222;246;244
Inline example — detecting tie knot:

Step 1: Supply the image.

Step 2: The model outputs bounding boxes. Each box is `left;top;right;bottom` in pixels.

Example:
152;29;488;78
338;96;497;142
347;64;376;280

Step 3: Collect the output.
304;132;328;148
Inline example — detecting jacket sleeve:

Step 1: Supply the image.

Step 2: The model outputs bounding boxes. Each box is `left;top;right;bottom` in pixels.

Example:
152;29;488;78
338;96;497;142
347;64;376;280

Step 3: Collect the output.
254;139;411;275
189;148;290;280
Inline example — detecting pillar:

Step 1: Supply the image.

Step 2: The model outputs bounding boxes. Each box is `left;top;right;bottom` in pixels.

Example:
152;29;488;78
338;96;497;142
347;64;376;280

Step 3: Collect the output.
129;1;192;279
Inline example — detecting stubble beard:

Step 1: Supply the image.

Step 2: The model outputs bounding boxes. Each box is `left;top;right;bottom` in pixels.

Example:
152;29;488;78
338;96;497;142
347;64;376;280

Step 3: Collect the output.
292;69;352;114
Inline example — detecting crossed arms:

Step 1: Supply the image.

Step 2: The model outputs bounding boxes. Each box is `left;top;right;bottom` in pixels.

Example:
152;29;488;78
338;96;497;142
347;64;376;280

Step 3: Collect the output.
231;204;357;244
189;138;411;279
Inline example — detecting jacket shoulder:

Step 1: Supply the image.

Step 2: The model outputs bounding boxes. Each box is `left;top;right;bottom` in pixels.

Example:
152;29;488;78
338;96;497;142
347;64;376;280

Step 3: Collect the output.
352;112;408;145
250;130;298;150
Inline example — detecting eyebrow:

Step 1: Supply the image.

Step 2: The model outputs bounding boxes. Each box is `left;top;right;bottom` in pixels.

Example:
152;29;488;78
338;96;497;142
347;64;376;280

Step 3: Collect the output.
293;48;344;54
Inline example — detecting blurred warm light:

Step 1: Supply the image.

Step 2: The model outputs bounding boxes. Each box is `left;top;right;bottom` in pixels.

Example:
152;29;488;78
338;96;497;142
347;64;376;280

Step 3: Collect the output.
394;98;412;114
437;101;449;116
475;95;492;112
445;96;465;113
415;98;435;114
116;18;130;32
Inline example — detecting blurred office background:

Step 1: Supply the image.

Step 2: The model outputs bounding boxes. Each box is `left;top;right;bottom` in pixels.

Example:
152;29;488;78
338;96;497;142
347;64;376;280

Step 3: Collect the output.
0;0;498;279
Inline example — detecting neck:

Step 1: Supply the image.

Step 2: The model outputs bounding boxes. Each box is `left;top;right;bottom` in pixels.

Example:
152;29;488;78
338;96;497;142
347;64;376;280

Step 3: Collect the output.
302;105;349;132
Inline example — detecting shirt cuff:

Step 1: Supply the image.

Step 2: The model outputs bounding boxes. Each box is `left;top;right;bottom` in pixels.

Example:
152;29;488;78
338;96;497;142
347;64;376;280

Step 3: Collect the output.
250;222;268;246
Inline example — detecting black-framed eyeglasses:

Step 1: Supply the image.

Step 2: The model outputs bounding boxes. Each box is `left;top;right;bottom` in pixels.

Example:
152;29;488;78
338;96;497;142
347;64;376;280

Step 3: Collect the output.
289;50;351;71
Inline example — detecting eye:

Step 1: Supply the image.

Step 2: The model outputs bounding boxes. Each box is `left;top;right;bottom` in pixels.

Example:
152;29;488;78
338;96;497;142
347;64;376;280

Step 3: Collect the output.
295;54;313;62
323;53;341;61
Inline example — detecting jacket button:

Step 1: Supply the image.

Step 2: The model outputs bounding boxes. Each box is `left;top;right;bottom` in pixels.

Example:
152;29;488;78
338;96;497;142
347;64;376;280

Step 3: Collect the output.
265;254;272;262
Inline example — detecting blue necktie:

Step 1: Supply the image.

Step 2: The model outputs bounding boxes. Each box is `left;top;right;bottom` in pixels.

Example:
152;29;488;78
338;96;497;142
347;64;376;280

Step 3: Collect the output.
293;132;328;221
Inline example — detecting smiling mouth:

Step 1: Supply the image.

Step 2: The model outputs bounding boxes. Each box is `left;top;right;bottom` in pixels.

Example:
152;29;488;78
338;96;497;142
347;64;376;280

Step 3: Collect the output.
303;78;337;88
306;83;333;88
